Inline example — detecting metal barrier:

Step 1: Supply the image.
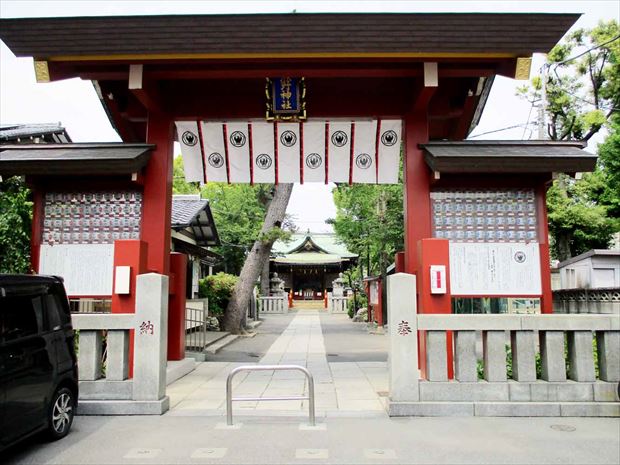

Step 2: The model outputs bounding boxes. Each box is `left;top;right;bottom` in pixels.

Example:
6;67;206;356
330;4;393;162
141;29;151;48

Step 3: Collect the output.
185;303;208;352
226;365;315;426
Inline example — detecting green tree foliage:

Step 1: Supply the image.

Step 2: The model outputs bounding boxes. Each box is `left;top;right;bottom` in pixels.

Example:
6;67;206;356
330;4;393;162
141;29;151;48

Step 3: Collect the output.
546;174;616;260
198;272;238;316
173;156;290;275
172;156;201;195
518;21;620;260
518;20;619;141
329;184;404;278
597;114;620;218
0;176;32;273
200;182;272;275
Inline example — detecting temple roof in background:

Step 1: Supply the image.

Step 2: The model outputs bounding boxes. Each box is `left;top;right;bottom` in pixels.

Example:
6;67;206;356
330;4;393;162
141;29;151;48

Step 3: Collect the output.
0;123;71;144
272;232;357;266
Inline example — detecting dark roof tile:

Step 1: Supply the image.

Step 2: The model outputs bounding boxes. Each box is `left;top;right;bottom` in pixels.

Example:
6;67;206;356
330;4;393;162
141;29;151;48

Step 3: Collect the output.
0;13;579;58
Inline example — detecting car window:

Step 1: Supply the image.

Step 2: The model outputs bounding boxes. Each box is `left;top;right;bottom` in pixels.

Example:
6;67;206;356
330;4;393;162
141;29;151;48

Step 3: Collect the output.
0;289;46;342
45;294;63;330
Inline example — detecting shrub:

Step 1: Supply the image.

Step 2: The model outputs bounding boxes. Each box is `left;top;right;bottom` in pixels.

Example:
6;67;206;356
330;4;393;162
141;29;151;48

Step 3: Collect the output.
347;293;368;319
198;272;239;316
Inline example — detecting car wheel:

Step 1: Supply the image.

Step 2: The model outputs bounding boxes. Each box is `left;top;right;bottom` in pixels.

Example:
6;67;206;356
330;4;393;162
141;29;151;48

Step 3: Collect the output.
47;387;75;440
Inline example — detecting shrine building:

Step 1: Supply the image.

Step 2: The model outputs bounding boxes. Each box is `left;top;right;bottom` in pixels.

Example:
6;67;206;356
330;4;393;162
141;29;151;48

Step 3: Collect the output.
270;232;357;301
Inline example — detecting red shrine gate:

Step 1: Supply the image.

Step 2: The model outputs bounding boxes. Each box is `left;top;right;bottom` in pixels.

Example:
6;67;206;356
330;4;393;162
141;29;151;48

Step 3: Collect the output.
0;13;594;379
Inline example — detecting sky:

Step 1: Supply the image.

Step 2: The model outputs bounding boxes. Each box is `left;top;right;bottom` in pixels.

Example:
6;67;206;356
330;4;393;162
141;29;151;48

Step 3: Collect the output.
1;1;618;233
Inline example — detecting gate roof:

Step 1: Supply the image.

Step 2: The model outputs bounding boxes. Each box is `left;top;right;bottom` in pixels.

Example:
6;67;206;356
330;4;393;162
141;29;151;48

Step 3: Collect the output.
0;13;580;142
0;13;578;59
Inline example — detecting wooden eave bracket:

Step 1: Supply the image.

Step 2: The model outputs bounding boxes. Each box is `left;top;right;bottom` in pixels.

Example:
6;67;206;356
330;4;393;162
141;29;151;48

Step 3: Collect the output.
128;64;164;113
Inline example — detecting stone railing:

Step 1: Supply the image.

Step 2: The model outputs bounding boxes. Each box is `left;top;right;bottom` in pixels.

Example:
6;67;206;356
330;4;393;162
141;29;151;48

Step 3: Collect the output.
553;288;620;314
71;273;170;415
258;295;288;314
328;293;348;314
388;273;620;417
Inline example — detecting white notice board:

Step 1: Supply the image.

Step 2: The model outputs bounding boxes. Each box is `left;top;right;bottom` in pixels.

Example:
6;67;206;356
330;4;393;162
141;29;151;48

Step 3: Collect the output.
39;244;114;296
369;281;379;305
449;242;541;296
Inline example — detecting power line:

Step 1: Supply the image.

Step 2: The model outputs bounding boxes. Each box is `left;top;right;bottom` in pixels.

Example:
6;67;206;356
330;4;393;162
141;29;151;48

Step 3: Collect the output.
469;123;534;139
522;100;535;140
551;34;620;68
560;88;619;112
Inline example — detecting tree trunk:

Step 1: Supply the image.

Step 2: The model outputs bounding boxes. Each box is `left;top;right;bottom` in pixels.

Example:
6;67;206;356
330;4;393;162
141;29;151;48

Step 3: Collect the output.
260;259;270;296
556;233;572;262
223;183;294;334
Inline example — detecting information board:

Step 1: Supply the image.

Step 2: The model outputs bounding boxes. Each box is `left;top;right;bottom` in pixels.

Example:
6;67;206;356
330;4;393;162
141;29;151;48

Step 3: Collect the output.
369;281;379;305
449;242;541;296
39;244;114;296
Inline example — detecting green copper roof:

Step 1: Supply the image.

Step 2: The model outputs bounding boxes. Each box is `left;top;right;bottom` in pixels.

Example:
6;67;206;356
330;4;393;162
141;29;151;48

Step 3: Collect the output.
271;232;357;258
273;253;347;265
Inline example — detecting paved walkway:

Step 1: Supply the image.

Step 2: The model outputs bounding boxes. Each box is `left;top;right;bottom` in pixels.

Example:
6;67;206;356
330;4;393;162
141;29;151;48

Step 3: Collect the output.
167;311;388;416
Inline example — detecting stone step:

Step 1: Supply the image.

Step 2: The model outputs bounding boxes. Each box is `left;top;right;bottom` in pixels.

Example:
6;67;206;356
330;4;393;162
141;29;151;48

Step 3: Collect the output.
205;334;240;354
245;320;263;330
293;301;327;310
186;330;230;351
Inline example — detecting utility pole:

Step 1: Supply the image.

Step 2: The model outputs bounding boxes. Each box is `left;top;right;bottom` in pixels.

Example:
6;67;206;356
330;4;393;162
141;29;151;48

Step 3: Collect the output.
538;61;548;140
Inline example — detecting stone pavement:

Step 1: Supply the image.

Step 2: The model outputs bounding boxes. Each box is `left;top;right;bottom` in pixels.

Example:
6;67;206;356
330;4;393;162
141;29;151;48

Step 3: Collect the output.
166;310;388;416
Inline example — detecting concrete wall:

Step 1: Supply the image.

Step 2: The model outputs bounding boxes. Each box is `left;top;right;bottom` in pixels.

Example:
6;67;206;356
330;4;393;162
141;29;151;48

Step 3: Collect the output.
559;253;620;289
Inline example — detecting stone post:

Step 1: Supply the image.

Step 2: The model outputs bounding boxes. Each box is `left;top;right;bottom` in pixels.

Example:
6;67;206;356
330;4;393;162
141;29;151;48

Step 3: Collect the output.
133;273;169;401
388;273;419;402
511;331;536;382
597;331;620;382
426;331;448;381
78;330;103;381
540;331;567;382
106;330;129;381
483;331;507;382
454;330;477;382
567;331;596;382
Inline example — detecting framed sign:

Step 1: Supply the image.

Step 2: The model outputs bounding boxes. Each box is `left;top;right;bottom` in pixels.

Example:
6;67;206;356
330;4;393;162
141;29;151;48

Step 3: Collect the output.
266;77;306;121
449;242;541;296
369;281;379;305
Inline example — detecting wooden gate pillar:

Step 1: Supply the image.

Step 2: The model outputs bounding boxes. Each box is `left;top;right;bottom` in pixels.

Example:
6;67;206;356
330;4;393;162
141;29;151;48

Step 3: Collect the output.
143;112;174;275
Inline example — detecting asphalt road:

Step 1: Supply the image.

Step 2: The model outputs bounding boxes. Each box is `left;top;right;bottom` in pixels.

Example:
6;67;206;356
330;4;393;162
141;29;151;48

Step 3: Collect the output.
3;415;618;464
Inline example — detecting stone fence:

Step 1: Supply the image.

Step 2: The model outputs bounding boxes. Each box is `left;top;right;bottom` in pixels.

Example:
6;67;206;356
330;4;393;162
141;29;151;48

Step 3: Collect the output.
553;288;620;314
71;273;170;415
258;295;288;314
388;273;620;417
327;293;348;314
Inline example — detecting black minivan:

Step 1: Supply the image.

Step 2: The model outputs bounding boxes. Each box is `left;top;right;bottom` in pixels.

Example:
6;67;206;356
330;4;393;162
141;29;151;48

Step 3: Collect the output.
0;275;78;452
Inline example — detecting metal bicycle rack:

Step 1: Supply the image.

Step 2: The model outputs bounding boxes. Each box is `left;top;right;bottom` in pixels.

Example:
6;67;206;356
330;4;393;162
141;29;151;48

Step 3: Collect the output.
226;365;316;426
